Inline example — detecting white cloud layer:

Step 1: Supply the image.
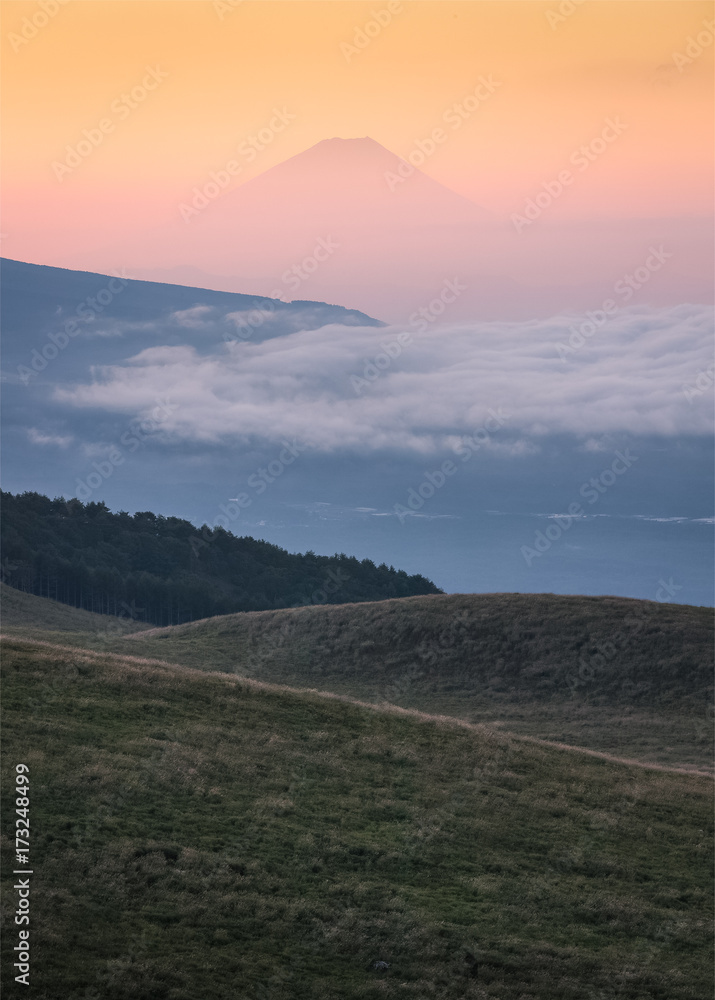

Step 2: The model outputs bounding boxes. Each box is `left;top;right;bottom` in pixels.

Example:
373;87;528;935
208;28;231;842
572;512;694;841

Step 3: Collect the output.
53;304;714;455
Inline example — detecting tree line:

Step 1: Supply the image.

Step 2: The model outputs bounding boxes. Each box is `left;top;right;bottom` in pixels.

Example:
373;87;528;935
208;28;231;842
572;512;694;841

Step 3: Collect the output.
0;491;441;626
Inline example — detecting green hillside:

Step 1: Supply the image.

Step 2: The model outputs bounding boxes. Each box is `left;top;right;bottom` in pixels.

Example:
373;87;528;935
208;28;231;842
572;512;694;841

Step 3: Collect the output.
0;582;150;636
115;592;713;770
3;586;712;769
1;635;712;999
116;591;711;708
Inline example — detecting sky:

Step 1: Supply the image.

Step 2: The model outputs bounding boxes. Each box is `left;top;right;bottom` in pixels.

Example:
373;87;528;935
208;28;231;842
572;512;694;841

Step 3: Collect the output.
1;0;713;604
2;0;713;268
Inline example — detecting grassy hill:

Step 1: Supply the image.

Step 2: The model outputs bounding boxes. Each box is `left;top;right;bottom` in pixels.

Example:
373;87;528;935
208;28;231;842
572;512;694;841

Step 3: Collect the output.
116;591;711;710
118;592;714;770
3;586;712;769
2;635;712;999
0;582;151;636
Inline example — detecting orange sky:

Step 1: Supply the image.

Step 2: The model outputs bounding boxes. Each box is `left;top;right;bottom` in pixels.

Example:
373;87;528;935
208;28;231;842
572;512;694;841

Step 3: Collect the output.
1;0;713;266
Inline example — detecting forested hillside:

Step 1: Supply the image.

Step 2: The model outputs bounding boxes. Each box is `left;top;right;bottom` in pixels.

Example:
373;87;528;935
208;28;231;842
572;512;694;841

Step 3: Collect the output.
0;491;440;625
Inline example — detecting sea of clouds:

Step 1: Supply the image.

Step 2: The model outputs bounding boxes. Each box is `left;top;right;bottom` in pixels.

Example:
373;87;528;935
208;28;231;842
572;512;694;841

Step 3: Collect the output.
45;303;713;459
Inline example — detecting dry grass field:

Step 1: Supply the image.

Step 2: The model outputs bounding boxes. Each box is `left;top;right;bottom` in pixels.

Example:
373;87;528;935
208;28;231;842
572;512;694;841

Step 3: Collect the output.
4;586;710;769
1;585;712;998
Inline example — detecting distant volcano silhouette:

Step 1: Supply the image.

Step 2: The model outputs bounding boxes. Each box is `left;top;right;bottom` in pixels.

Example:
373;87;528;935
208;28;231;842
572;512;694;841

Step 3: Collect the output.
216;136;494;231
64;137;712;322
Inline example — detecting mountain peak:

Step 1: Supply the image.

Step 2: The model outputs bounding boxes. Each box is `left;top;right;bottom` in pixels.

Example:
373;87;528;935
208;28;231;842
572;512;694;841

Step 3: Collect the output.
285;135;410;169
317;136;374;144
241;135;491;219
60;135;494;322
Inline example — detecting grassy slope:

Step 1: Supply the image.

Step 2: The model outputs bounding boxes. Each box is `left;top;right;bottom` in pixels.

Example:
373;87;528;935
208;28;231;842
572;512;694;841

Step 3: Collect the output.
3;587;713;768
1;636;713;1000
0;582;150;637
121;592;714;769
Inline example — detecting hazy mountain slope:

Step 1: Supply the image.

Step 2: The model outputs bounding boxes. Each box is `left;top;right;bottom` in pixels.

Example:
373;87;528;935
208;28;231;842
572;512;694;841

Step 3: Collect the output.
0;257;382;386
1;257;381;339
1;635;712;999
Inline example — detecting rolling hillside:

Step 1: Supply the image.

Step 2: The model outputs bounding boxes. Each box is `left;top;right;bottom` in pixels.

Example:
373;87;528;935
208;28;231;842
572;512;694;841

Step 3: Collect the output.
118;591;711;709
119;592;715;771
1;635;712;999
3;586;712;769
0;581;150;636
